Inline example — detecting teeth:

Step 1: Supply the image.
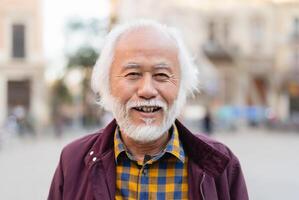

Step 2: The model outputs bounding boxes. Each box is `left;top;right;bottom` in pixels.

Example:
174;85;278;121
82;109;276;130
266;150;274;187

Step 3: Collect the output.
136;106;159;112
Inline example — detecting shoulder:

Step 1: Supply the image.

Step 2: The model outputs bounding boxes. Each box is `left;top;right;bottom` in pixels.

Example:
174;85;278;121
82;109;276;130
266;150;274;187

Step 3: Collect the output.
62;131;101;154
194;133;240;163
176;120;238;163
59;130;104;167
59;120;117;168
192;133;246;185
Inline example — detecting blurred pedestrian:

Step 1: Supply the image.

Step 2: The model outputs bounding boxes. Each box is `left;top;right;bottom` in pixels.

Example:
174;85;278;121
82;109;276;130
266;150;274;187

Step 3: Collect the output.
203;108;213;135
13;106;26;136
53;112;64;138
48;20;248;200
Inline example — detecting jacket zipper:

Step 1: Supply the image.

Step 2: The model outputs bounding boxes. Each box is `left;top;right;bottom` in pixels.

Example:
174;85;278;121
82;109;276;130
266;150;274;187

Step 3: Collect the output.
200;173;206;200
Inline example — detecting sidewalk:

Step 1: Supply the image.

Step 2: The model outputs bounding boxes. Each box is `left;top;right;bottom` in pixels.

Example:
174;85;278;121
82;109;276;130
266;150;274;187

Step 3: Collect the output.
214;129;299;200
0;127;298;200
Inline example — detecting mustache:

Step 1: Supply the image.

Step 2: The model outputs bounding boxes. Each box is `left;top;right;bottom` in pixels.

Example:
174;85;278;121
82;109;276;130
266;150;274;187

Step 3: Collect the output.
126;99;168;112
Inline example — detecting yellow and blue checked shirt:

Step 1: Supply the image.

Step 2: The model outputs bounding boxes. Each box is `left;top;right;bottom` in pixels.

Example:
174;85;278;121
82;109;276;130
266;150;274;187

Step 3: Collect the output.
114;126;188;200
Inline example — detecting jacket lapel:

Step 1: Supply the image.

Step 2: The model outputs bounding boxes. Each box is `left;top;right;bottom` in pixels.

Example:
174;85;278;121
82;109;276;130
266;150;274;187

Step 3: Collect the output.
175;120;230;200
188;158;205;200
90;151;116;200
89;120;117;200
175;120;230;177
100;150;116;199
90;161;109;200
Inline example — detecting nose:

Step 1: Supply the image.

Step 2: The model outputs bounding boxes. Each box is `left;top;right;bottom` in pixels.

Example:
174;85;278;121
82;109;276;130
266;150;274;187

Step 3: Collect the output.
137;73;158;99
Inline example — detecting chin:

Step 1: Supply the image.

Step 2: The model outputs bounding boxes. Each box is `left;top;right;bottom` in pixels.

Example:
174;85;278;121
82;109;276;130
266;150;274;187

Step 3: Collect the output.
117;110;176;143
122;124;168;142
108;95;182;143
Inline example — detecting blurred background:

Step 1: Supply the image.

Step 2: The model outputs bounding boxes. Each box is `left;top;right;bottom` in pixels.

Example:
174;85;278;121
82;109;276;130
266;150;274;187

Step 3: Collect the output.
0;0;299;199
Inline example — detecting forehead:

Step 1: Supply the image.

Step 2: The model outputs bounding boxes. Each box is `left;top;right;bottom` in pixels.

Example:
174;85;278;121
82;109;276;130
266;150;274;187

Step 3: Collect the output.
116;27;178;51
113;27;179;67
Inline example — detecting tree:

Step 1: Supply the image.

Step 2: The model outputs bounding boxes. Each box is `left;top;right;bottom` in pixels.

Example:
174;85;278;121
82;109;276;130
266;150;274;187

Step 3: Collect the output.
64;18;106;127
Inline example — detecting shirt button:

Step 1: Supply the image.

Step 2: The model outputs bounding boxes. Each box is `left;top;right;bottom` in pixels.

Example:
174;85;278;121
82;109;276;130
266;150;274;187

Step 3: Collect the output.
92;157;97;162
89;151;94;156
142;169;147;175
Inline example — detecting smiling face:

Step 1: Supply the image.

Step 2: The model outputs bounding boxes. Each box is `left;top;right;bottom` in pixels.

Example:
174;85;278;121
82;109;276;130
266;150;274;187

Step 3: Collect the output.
109;27;181;142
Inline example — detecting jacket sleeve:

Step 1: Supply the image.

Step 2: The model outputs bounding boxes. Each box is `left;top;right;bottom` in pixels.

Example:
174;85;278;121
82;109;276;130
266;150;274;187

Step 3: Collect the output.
48;151;64;200
228;157;249;200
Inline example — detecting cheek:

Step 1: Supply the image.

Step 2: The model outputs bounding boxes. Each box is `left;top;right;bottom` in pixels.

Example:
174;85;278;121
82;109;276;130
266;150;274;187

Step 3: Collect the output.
110;79;137;102
157;82;180;105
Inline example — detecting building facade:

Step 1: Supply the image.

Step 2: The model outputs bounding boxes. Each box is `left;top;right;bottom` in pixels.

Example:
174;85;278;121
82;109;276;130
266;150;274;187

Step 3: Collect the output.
0;0;48;133
111;0;299;121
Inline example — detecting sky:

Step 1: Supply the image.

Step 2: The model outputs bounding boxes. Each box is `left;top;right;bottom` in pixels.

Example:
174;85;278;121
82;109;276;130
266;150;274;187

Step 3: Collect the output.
42;0;109;81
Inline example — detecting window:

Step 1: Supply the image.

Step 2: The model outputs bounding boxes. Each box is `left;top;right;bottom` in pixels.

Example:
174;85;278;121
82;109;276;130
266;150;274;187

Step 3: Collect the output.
222;20;230;45
207;19;231;46
12;24;26;58
292;17;299;39
292;49;299;67
208;20;216;42
250;16;264;51
7;80;31;111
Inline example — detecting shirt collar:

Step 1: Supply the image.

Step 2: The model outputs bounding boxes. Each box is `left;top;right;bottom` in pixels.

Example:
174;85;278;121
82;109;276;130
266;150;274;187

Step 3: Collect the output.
164;125;185;163
114;127;130;161
114;125;185;164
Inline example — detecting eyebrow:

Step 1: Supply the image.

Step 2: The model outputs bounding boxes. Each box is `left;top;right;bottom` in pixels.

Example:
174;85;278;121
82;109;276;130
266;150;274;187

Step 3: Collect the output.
123;62;171;69
153;63;170;69
123;62;140;69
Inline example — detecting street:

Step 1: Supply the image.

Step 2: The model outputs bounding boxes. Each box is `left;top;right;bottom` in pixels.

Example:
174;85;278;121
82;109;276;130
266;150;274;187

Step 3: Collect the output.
214;129;299;200
0;128;298;200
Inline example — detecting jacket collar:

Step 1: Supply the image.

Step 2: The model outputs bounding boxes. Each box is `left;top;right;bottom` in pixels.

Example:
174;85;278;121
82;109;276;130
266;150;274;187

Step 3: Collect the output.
175;120;230;177
85;119;230;178
84;120;116;166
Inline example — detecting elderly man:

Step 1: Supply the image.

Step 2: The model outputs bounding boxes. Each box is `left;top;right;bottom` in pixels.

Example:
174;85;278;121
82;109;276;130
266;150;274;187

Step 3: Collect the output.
48;20;248;200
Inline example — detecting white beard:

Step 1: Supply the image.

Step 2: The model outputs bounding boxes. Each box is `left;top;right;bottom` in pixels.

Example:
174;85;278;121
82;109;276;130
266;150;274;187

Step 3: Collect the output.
109;96;180;143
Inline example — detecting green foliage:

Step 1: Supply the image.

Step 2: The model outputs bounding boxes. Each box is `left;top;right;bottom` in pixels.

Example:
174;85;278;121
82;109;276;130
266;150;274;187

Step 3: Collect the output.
65;17;104;69
51;79;72;105
67;46;99;68
66;19;84;31
61;17;106;126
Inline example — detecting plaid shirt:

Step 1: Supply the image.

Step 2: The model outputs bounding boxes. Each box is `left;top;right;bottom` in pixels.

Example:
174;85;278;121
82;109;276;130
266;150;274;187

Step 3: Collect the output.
114;125;188;200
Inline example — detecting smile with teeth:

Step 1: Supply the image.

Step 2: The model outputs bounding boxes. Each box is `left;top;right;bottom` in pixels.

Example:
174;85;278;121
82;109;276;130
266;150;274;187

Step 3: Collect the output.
133;106;161;113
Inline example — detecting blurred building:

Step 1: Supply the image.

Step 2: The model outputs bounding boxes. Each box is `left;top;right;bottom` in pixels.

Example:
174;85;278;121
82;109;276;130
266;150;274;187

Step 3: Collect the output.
0;0;48;132
110;0;299;121
275;1;299;120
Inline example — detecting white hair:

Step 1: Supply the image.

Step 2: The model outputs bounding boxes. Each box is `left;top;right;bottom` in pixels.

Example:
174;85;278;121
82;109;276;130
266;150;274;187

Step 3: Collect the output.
91;19;199;113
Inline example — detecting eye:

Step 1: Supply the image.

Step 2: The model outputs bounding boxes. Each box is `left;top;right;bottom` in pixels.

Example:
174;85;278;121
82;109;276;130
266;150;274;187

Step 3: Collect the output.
125;72;142;80
154;73;170;81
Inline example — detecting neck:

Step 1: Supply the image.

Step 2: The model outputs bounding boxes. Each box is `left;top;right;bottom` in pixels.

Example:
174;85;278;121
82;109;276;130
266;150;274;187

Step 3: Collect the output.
120;130;170;163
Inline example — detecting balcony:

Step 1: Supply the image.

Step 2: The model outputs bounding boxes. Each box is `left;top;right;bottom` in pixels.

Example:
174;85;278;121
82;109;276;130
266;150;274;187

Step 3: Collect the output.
202;41;236;64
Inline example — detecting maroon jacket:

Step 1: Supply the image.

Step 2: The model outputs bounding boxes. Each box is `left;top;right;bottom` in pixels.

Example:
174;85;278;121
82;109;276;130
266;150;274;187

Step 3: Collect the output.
48;120;249;200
